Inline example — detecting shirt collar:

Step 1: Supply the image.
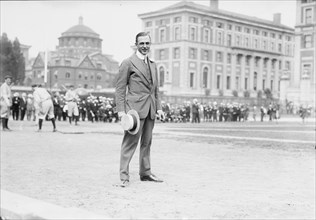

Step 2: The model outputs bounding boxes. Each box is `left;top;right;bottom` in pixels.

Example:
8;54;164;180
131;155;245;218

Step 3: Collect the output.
136;50;147;62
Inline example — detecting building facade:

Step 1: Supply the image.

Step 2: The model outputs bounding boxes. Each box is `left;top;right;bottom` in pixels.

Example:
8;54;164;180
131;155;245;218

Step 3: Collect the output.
139;0;295;103
280;0;315;107
32;17;119;90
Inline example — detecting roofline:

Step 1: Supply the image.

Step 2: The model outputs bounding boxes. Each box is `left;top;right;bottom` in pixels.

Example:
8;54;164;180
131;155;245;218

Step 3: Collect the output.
138;4;294;32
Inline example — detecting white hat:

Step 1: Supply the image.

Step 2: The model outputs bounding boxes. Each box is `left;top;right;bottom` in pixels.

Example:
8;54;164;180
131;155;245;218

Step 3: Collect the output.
120;109;140;135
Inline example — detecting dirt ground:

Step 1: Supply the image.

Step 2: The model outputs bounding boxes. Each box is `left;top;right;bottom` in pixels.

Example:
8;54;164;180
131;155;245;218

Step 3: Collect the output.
1;118;315;219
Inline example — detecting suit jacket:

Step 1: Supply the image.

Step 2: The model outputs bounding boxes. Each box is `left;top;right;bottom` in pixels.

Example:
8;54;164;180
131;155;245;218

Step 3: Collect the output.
115;53;162;119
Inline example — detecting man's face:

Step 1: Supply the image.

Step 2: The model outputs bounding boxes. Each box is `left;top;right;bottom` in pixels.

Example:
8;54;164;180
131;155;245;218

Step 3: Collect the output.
5;78;11;85
136;35;151;56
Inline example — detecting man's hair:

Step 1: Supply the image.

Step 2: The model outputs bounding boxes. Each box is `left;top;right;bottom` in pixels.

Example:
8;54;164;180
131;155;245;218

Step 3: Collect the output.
135;32;151;44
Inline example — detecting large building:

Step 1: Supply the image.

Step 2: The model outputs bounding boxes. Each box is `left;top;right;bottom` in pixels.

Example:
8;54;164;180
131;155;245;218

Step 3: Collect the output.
139;0;295;103
31;17;119;90
280;0;315;107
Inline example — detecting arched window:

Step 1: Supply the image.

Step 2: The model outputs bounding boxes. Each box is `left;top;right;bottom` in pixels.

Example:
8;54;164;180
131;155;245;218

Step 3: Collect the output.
159;66;165;87
84;73;88;80
202;67;208;88
65;72;70;78
96;73;102;80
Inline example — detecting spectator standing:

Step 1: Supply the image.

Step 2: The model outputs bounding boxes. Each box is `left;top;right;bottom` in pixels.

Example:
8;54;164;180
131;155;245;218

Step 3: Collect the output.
12;92;20;120
20;92;27;121
65;85;79;125
0;75;13;131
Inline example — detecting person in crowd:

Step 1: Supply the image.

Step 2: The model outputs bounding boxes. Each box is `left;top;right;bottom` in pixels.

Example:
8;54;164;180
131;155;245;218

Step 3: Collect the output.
115;32;164;187
65;85;79;125
52;92;62;121
12;92;20;120
20;92;27;121
0;75;13;131
252;105;257;121
191;98;200;123
260;106;266;122
31;84;56;132
26;94;34;121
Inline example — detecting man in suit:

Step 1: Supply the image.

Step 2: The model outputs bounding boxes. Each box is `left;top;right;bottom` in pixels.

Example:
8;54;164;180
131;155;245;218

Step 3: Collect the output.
115;32;165;187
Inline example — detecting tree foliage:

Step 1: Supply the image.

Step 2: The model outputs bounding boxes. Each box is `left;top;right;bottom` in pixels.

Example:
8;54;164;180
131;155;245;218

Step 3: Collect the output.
0;33;25;84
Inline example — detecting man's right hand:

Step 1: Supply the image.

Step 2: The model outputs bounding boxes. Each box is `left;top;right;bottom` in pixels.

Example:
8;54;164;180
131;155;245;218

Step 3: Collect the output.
118;111;126;120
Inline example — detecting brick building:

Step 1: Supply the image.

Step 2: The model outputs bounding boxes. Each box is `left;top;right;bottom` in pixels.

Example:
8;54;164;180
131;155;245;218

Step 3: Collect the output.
31;17;119;90
138;0;295;104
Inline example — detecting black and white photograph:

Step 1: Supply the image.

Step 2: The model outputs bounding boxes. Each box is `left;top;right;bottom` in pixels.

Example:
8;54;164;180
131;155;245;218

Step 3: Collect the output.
0;0;315;219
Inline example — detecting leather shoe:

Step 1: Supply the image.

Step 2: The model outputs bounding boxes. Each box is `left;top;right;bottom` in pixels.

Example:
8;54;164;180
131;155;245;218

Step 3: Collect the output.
140;174;163;182
118;180;129;187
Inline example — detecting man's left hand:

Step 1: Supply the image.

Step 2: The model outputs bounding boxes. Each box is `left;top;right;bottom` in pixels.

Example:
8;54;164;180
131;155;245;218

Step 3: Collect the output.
157;110;165;121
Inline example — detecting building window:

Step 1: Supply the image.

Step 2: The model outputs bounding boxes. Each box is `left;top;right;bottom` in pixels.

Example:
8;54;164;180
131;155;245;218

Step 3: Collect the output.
244;27;251;33
159;49;165;60
216;31;223;45
159;66;165;87
227;34;232;46
262;31;268;37
253;72;257;91
264;59;268;68
227;53;232;64
174;26;181;40
203;19;212;26
279;61;282;70
96;73;102;80
217;75;221;89
159;28;166;42
245;37;250;47
84;73;88;80
189;48;197;59
203;29;210;43
271;42;275;51
254;39;259;49
236;76;239;90
145;21;152;27
227;24;232;30
253;29;260;35
262;79;266;90
272;60;276;69
270;33;276;38
189;16;198;23
226;76;231;90
270;80;273;91
65;72;70;78
216;22;224;28
235;26;242;32
237;55;242;65
236;35;241;46
174;16;181;23
278;43;282;52
78;73;82;79
203;50;209;60
190;27;196;41
305;8;312;24
216;51;223;62
190;72;195;88
65;60;71;66
173;47;180;59
245;77;248;90
285;61;291;70
263;40;267;50
303;35;312;48
90;74;94;80
246;56;250;66
203;67;208;88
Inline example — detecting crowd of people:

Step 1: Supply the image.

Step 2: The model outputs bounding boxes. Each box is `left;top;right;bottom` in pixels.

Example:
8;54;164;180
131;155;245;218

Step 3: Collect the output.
3;88;313;127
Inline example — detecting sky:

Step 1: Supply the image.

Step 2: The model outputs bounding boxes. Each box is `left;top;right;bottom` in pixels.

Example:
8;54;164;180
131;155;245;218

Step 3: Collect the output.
0;0;296;63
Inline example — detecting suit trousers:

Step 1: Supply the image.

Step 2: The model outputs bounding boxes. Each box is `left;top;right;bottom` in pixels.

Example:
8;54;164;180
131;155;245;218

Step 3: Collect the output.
120;113;155;181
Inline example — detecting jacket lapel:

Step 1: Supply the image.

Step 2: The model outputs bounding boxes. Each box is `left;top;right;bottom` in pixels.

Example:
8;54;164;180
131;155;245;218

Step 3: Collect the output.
147;58;155;85
130;54;150;84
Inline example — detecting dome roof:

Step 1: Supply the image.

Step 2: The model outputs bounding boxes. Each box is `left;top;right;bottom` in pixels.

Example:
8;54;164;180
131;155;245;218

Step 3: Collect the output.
61;16;100;38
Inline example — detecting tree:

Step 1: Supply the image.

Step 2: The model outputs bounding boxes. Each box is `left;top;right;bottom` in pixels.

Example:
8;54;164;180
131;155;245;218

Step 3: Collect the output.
0;33;25;84
264;88;273;100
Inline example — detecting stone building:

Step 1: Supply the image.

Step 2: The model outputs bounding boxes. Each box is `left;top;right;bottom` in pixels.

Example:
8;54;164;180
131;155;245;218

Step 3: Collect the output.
32;17;119;90
280;0;315;107
138;0;295;103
